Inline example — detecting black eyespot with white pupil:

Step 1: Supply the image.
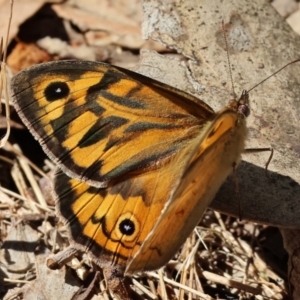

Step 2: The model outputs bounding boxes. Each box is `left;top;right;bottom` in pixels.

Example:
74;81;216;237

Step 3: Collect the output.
119;219;135;236
44;82;70;101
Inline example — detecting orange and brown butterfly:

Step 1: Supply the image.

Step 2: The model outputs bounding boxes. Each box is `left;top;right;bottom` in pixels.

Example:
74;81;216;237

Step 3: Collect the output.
11;60;249;297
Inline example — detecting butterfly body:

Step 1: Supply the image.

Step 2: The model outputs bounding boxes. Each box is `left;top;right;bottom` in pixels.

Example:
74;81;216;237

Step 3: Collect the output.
11;60;248;277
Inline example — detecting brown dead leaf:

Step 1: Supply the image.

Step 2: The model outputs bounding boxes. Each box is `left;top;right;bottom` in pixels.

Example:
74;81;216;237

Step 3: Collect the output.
0;221;38;278
7;42;51;72
6;0;166;69
3;249;80;300
52;1;142;47
0;0;62;45
51;0;165;51
24;250;80;300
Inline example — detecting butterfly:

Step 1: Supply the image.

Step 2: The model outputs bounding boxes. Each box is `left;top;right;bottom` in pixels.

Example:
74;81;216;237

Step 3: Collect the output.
11;60;249;297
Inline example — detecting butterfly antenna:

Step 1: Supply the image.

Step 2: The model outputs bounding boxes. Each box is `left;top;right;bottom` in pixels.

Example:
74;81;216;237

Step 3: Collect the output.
248;58;300;93
222;20;236;98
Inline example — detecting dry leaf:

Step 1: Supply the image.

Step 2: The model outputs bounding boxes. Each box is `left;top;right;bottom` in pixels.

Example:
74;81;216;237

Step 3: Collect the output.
0;222;38;278
52;1;142;48
12;249;80;300
7;42;51;72
0;0;62;44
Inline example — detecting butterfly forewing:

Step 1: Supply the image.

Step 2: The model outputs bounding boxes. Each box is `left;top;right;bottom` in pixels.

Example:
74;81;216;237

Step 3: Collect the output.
11;60;214;187
126;108;247;273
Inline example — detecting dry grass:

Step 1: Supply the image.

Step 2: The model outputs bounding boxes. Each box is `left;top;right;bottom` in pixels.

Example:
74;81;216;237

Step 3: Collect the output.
0;148;288;299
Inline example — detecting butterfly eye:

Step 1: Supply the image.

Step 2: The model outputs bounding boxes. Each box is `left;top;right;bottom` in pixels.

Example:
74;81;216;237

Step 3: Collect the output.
238;104;250;117
44;81;70;101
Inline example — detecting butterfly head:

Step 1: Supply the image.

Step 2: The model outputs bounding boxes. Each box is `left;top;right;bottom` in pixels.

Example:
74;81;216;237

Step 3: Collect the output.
227;90;250;118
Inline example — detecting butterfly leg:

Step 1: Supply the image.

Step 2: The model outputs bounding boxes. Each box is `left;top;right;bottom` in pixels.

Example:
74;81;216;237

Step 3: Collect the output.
244;147;274;177
231;162;242;220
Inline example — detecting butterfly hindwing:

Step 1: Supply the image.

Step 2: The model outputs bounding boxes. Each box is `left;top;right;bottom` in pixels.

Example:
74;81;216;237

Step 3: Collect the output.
54;132;201;269
11;60;214;187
